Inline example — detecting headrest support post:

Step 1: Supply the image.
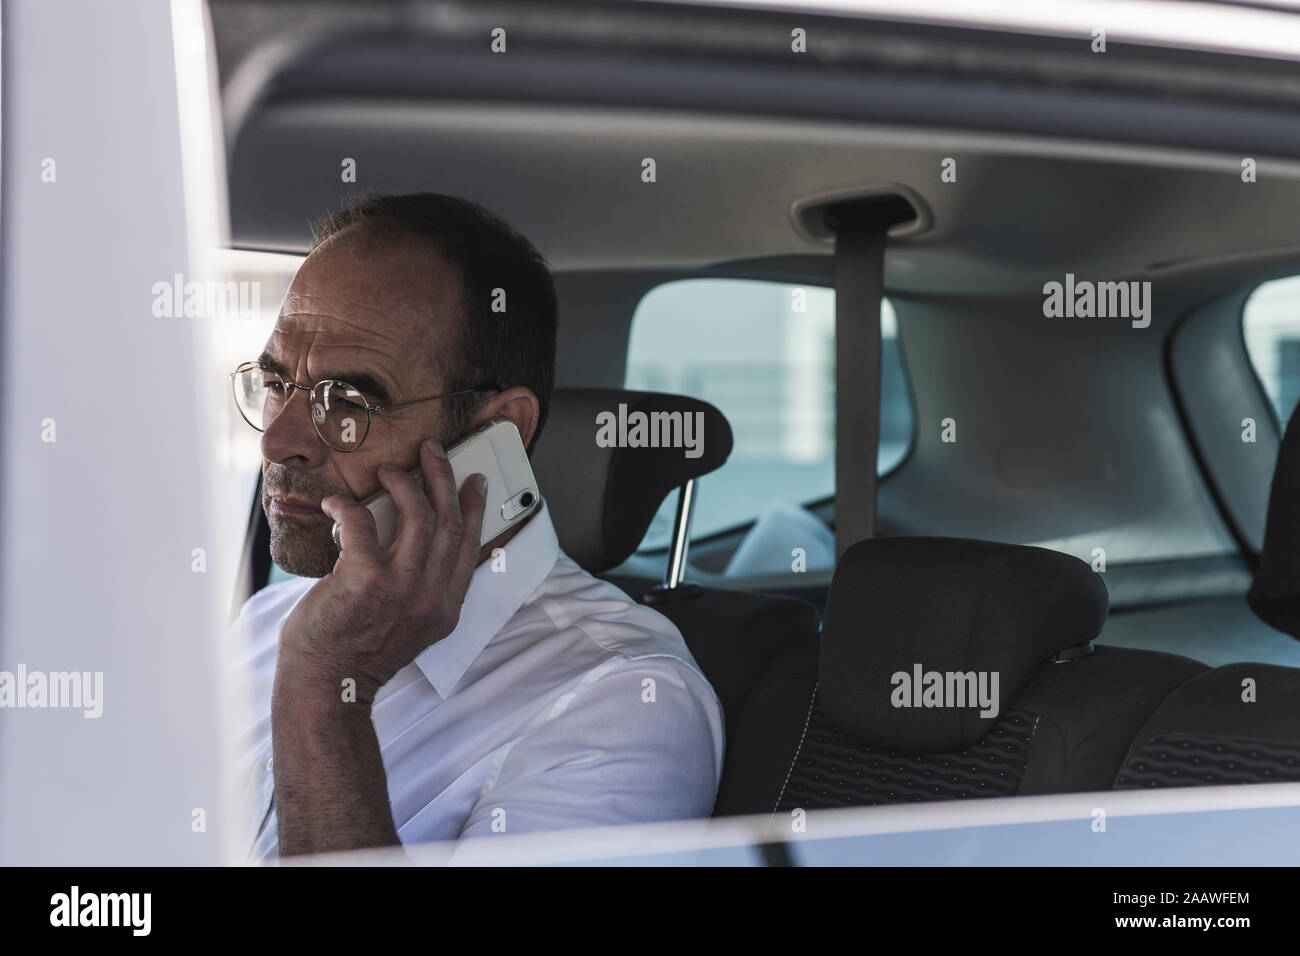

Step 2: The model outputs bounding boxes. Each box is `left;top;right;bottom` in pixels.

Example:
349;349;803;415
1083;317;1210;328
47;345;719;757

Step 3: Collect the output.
663;479;697;590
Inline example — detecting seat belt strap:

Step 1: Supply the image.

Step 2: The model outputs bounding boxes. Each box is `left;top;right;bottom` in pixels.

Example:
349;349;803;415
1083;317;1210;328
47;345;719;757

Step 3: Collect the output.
830;198;909;560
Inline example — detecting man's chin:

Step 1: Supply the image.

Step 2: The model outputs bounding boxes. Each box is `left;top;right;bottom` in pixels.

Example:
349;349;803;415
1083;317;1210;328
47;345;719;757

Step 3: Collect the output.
270;553;334;578
269;527;338;578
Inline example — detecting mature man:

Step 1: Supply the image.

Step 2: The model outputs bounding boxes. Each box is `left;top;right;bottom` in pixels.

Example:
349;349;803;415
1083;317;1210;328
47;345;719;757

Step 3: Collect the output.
227;193;723;860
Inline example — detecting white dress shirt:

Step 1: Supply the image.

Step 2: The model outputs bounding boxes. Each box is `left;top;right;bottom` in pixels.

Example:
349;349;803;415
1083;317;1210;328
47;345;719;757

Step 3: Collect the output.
226;498;724;861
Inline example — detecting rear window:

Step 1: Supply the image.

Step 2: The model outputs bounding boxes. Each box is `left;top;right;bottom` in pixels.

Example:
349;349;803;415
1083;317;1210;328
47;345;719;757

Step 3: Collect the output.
1243;274;1300;428
625;278;912;552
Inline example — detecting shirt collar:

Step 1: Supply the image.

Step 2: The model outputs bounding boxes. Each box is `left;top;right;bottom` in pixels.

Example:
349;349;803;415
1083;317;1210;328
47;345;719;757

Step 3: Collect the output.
413;497;560;699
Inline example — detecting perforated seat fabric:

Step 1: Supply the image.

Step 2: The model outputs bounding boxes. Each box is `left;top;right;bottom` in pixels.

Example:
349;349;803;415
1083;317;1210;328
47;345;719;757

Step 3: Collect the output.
716;638;1211;815
715;636;1046;815
775;689;1037;810
1117;734;1300;788
1114;662;1300;789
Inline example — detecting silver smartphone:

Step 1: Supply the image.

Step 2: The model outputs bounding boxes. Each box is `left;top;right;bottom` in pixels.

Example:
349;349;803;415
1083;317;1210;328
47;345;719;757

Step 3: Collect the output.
330;417;541;550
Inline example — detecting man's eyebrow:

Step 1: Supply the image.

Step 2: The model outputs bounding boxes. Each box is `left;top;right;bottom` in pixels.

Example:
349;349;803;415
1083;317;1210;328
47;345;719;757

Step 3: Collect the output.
256;351;395;405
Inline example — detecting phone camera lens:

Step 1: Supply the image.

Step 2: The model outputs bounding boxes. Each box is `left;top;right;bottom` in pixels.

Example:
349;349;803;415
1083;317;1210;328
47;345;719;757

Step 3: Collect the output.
520;491;535;508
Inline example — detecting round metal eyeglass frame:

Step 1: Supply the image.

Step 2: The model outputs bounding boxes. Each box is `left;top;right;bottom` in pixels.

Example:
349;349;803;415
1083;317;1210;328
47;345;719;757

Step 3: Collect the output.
230;360;501;452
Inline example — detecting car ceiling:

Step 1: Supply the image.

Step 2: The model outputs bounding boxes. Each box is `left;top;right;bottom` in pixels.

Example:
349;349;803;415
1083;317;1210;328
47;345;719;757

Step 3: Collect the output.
211;0;1297;578
214;0;1300;299
228;100;1300;296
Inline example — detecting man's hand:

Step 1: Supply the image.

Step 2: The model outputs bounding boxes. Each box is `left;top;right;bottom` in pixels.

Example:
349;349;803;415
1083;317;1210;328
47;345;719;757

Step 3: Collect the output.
268;437;487;856
278;437;488;703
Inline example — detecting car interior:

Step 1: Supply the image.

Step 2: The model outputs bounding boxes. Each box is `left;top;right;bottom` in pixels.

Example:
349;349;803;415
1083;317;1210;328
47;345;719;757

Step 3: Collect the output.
216;0;1300;821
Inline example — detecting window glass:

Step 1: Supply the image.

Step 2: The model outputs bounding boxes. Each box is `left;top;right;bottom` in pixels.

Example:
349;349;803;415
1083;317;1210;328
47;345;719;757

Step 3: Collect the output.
1243;274;1300;428
625;279;912;553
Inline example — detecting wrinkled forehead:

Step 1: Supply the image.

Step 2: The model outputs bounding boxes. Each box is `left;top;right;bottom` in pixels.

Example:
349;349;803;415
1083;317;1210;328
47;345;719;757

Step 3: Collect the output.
266;230;463;396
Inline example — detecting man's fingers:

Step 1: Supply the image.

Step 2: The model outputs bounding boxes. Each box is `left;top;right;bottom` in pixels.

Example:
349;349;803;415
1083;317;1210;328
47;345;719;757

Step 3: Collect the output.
376;463;436;569
321;494;381;560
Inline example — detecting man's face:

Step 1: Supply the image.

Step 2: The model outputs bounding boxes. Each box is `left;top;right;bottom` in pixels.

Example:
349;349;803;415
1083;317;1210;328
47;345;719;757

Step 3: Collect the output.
259;228;466;577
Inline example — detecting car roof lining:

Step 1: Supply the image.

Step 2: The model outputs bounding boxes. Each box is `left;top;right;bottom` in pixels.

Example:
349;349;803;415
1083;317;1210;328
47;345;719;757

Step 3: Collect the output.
228;99;1300;297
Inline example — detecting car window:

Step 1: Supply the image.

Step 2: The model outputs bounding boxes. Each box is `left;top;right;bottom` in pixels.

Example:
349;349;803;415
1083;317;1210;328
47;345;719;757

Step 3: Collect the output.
625;279;912;552
1243;274;1300;428
212;251;304;588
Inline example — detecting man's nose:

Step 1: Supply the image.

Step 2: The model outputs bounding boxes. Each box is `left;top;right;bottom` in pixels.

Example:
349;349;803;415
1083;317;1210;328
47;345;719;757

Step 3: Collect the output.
261;387;327;465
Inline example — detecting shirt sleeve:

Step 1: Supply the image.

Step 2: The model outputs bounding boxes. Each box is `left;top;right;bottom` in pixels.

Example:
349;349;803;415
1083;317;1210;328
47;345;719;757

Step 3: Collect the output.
452;656;724;846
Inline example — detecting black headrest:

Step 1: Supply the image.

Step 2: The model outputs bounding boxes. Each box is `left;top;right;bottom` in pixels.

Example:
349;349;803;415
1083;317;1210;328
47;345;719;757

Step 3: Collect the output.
530;388;733;574
820;536;1109;752
1249;409;1300;639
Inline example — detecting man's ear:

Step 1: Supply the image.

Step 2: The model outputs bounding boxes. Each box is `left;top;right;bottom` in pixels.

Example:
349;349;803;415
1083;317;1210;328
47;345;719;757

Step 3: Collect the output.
474;387;540;450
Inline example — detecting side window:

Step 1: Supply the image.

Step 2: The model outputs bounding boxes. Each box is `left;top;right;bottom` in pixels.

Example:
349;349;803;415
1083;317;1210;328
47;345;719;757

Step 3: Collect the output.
624;278;912;558
212;251;304;588
1243;275;1300;428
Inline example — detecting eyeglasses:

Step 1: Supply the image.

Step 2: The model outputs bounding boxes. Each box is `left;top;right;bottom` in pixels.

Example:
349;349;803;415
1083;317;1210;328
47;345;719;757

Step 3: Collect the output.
230;360;500;452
